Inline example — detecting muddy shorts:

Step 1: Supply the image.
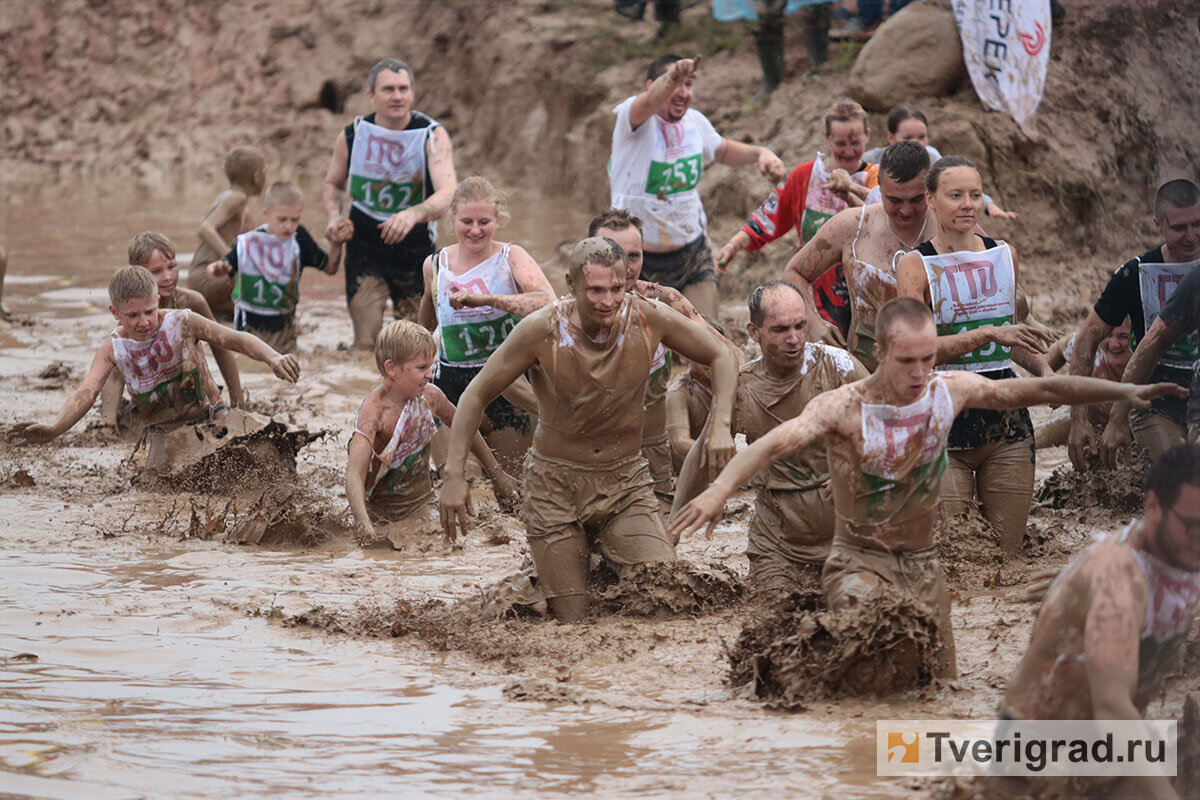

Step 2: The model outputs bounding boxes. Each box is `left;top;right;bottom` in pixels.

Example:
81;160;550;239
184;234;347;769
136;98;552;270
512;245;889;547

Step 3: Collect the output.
522;449;676;600
640;432;674;513
640;235;716;292
941;436;1035;554
367;489;438;548
1130;407;1185;461
435;362;532;435
822;535;954;672
345;207;432;346
747;484;835;594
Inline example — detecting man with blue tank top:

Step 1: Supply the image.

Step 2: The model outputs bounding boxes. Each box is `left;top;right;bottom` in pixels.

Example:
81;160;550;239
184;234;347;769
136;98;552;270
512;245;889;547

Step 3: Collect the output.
322;58;458;350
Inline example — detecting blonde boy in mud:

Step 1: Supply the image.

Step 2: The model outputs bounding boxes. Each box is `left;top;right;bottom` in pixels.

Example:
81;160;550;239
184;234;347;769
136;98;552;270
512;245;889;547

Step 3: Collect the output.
188;145;268;317
207;181;341;353
101;232;245;432
6;266;299;456
346;319;518;548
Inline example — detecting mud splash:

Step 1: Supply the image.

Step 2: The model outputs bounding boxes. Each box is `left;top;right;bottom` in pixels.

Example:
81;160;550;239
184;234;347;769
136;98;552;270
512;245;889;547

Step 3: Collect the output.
729;590;938;709
154;419;326;494
593;561;745;617
1034;453;1148;517
936;509;1020;589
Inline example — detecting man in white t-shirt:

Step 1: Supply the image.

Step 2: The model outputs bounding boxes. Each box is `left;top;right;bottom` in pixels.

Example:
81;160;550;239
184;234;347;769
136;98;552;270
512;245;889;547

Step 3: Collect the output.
609;55;786;317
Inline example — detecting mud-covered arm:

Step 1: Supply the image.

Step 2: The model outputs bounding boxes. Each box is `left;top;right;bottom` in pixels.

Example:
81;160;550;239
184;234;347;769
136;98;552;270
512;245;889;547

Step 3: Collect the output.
654;304;738;479
322;130;354;245
1066;310;1116;468
669;391;840;540
1081;550;1180;798
183;291;244;407
188;311;300;383
665;381;697;466
345;430;377;539
782;209;855;346
713;138;786;183
418;255;438;331
439;317;541;539
629;57;699;130
949;370;1185;412
197;191;247;257
425;384;519;508
7;341;117;443
896;252;1054;364
1100;316;1185;470
450;291;551;319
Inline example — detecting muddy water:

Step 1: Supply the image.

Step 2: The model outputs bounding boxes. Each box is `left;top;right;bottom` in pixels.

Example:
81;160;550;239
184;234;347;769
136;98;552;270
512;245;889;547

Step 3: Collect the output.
0;186;905;798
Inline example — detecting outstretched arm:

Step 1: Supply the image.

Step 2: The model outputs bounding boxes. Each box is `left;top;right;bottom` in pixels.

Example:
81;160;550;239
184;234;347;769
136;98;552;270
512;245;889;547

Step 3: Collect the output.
188;311;300;383
183;291;244;407
629;56;699;130
7;342;117;444
713;138;786;183
669;391;840;540
439;319;540;540
951;371;1185;413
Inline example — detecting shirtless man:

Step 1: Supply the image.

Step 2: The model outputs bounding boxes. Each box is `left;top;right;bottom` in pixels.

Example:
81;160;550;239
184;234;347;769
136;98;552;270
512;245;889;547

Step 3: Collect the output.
784;142;1050;372
1002;444;1199;800
1068;179;1200;470
323;58;458;348
609;55;785;318
670;297;1185;676
440;237;739;621
674;281;867;594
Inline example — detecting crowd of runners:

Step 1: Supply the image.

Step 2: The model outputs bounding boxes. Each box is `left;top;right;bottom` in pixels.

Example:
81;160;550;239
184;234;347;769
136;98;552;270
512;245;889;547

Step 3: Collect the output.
4;54;1199;798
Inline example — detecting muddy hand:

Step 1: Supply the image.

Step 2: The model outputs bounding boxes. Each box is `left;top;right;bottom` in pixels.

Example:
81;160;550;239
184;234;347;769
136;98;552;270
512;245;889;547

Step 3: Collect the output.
448;291;481;310
1067;418;1096;472
207;260;232;278
705;429;735;481
5;421;56;444
438;474;473;543
668;55;701;84
994;323;1054;354
378;209;417;245
491;470;521;516
1099;417;1133;471
668;491;723;541
1128;381;1188;407
1018;566;1060;603
324;216;353;245
757;150;786;184
271;354;301;383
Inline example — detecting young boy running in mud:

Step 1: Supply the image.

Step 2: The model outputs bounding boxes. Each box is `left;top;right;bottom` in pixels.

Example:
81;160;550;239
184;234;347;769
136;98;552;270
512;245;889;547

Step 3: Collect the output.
100;232;245;431
187;145;267;318
1002;444;1200;800
673;281;868;595
896;156;1056;556
346;320;518;547
1069;179;1200;470
6;266;299;450
440;237;739;622
783;142;1052;371
206;181;340;354
670;297;1185;677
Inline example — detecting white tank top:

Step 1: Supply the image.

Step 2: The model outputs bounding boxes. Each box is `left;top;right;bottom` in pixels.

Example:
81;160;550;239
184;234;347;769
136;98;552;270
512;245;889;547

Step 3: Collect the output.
110;309;215;415
800;154;875;244
433;244;520;368
347;117;433;225
1136;257;1200;369
356;394;439;496
232;227;300;319
919;241;1016;372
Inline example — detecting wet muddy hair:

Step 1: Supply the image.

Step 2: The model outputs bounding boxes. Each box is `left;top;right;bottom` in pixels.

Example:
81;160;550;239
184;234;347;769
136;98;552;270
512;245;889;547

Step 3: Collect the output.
264;181;304;209
1145;443;1200;510
224;145;266;185
925;155;978;193
128;232;176;266
875;297;934;349
588;207;643;237
374;319;436;376
646;54;683;82
824;99;868;136
368;58;413;91
450;176;511;227
879;141;931;185
748;280;806;326
1154;179;1200;220
108;265;158;307
886;105;928;135
567;237;627;286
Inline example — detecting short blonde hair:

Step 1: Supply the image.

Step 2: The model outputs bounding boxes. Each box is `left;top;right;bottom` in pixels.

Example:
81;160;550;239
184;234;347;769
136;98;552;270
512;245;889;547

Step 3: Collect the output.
567;236;627;286
264;180;304;209
375;319;436;376
824;99;868;136
450;175;511;227
128;231;175;266
225;145;266;184
108;265;158;306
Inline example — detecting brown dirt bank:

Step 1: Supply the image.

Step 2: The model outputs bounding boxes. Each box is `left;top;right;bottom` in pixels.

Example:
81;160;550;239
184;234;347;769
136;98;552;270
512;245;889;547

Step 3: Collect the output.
4;0;1199;316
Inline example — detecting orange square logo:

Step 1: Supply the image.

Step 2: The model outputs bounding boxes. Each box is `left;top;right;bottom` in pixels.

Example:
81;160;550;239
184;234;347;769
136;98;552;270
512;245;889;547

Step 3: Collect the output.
887;731;919;763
